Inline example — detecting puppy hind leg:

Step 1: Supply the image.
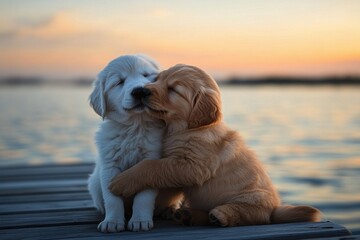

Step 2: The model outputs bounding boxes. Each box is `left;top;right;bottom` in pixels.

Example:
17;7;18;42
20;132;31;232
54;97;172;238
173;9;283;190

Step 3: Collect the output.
209;203;272;227
173;208;210;226
154;188;184;220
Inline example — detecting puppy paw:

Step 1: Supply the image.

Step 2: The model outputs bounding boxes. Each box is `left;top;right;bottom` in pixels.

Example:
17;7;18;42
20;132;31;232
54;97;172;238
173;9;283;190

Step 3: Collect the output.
127;217;154;231
209;209;228;227
173;208;193;226
97;219;125;233
160;206;176;220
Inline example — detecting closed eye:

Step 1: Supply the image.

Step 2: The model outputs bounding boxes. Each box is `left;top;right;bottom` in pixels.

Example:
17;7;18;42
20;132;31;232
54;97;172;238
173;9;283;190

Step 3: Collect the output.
143;72;157;78
153;75;160;82
168;86;181;96
145;73;158;82
168;86;189;102
117;78;125;86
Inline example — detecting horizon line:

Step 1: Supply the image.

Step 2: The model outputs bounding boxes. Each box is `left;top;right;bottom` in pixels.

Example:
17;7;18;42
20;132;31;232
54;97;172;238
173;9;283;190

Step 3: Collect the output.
2;75;360;86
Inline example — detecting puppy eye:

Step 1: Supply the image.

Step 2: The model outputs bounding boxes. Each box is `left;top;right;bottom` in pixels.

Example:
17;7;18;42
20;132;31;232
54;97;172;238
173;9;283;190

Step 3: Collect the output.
168;87;174;92
117;78;125;85
143;73;149;77
153;75;159;82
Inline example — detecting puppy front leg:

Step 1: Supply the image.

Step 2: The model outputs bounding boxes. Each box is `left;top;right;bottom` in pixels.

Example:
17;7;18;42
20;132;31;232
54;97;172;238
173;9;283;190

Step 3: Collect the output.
110;158;213;197
128;189;158;231
98;167;126;232
127;152;159;231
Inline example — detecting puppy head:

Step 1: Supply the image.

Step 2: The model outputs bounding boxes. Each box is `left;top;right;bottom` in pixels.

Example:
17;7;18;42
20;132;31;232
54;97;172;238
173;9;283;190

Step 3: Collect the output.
89;54;159;121
143;64;222;129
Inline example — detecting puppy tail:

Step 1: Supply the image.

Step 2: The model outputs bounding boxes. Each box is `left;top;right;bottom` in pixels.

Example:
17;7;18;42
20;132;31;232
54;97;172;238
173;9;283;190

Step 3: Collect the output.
270;205;321;224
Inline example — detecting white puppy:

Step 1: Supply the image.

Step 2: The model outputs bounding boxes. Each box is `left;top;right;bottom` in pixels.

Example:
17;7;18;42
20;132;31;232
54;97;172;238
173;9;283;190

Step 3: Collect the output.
88;55;164;232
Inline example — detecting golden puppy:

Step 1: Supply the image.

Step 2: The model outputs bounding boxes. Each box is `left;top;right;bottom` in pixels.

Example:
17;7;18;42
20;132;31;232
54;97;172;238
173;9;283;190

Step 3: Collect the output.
110;64;321;227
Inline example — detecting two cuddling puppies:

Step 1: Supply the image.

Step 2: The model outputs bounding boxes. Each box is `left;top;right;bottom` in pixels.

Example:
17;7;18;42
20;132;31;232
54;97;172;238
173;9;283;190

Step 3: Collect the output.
88;54;320;233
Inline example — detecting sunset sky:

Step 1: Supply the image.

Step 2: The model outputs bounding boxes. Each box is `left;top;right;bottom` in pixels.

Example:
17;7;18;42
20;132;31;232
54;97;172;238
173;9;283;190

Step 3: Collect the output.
1;0;360;80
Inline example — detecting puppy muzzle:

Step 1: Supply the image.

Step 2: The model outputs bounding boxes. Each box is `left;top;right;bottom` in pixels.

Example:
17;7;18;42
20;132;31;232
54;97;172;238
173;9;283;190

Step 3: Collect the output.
131;87;151;99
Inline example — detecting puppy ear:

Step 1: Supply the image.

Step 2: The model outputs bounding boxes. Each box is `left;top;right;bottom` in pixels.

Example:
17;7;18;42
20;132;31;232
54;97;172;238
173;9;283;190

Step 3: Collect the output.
188;87;221;129
89;72;107;119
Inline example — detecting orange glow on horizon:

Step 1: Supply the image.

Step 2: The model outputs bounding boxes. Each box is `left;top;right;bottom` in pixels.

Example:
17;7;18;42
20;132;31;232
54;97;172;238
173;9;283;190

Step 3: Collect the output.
1;1;360;79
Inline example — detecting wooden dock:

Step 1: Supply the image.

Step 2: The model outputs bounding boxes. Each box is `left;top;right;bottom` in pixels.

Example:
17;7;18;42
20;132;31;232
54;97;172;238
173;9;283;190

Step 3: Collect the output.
0;163;355;240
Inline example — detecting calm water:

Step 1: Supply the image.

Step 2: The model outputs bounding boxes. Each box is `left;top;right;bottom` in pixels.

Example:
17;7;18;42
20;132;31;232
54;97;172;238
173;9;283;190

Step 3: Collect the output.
0;86;359;233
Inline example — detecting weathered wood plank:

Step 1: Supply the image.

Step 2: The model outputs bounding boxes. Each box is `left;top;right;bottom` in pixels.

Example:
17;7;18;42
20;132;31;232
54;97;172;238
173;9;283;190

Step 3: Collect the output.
0;172;90;182
0;209;102;229
0;163;353;239
308;235;360;240
50;221;353;240
0;184;87;196
0;179;87;195
0;199;95;214
0;224;100;240
0;184;88;196
0;163;92;181
0;163;93;176
0;162;93;172
0;191;90;204
0;221;351;240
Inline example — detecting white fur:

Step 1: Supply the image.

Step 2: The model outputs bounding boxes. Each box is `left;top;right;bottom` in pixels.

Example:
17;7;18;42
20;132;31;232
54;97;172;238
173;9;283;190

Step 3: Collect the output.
88;55;164;232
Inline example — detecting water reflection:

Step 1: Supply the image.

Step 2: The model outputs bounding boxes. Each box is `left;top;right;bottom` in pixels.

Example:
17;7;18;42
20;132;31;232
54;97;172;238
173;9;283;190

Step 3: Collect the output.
221;86;360;233
0;86;359;233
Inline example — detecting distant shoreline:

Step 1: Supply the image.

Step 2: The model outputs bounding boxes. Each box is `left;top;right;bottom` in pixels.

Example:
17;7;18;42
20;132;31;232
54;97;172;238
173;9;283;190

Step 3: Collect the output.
219;76;360;86
1;76;360;86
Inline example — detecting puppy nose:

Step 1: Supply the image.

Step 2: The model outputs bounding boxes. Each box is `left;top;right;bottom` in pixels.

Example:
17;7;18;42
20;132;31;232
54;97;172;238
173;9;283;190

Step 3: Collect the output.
131;87;151;99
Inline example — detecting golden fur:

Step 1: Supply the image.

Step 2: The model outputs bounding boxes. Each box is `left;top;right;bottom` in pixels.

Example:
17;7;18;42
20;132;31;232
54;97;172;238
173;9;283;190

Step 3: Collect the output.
110;64;321;226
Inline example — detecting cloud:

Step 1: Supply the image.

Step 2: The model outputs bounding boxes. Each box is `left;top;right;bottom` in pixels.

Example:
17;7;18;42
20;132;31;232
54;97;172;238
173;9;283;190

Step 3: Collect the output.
148;8;172;19
0;30;17;40
15;15;54;28
18;12;85;40
307;59;360;76
0;12;110;43
0;10;144;79
2;11;149;57
0;14;55;42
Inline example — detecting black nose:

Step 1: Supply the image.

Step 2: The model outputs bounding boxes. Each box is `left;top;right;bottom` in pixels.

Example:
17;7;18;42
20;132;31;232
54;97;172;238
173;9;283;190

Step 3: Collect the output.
131;87;151;99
